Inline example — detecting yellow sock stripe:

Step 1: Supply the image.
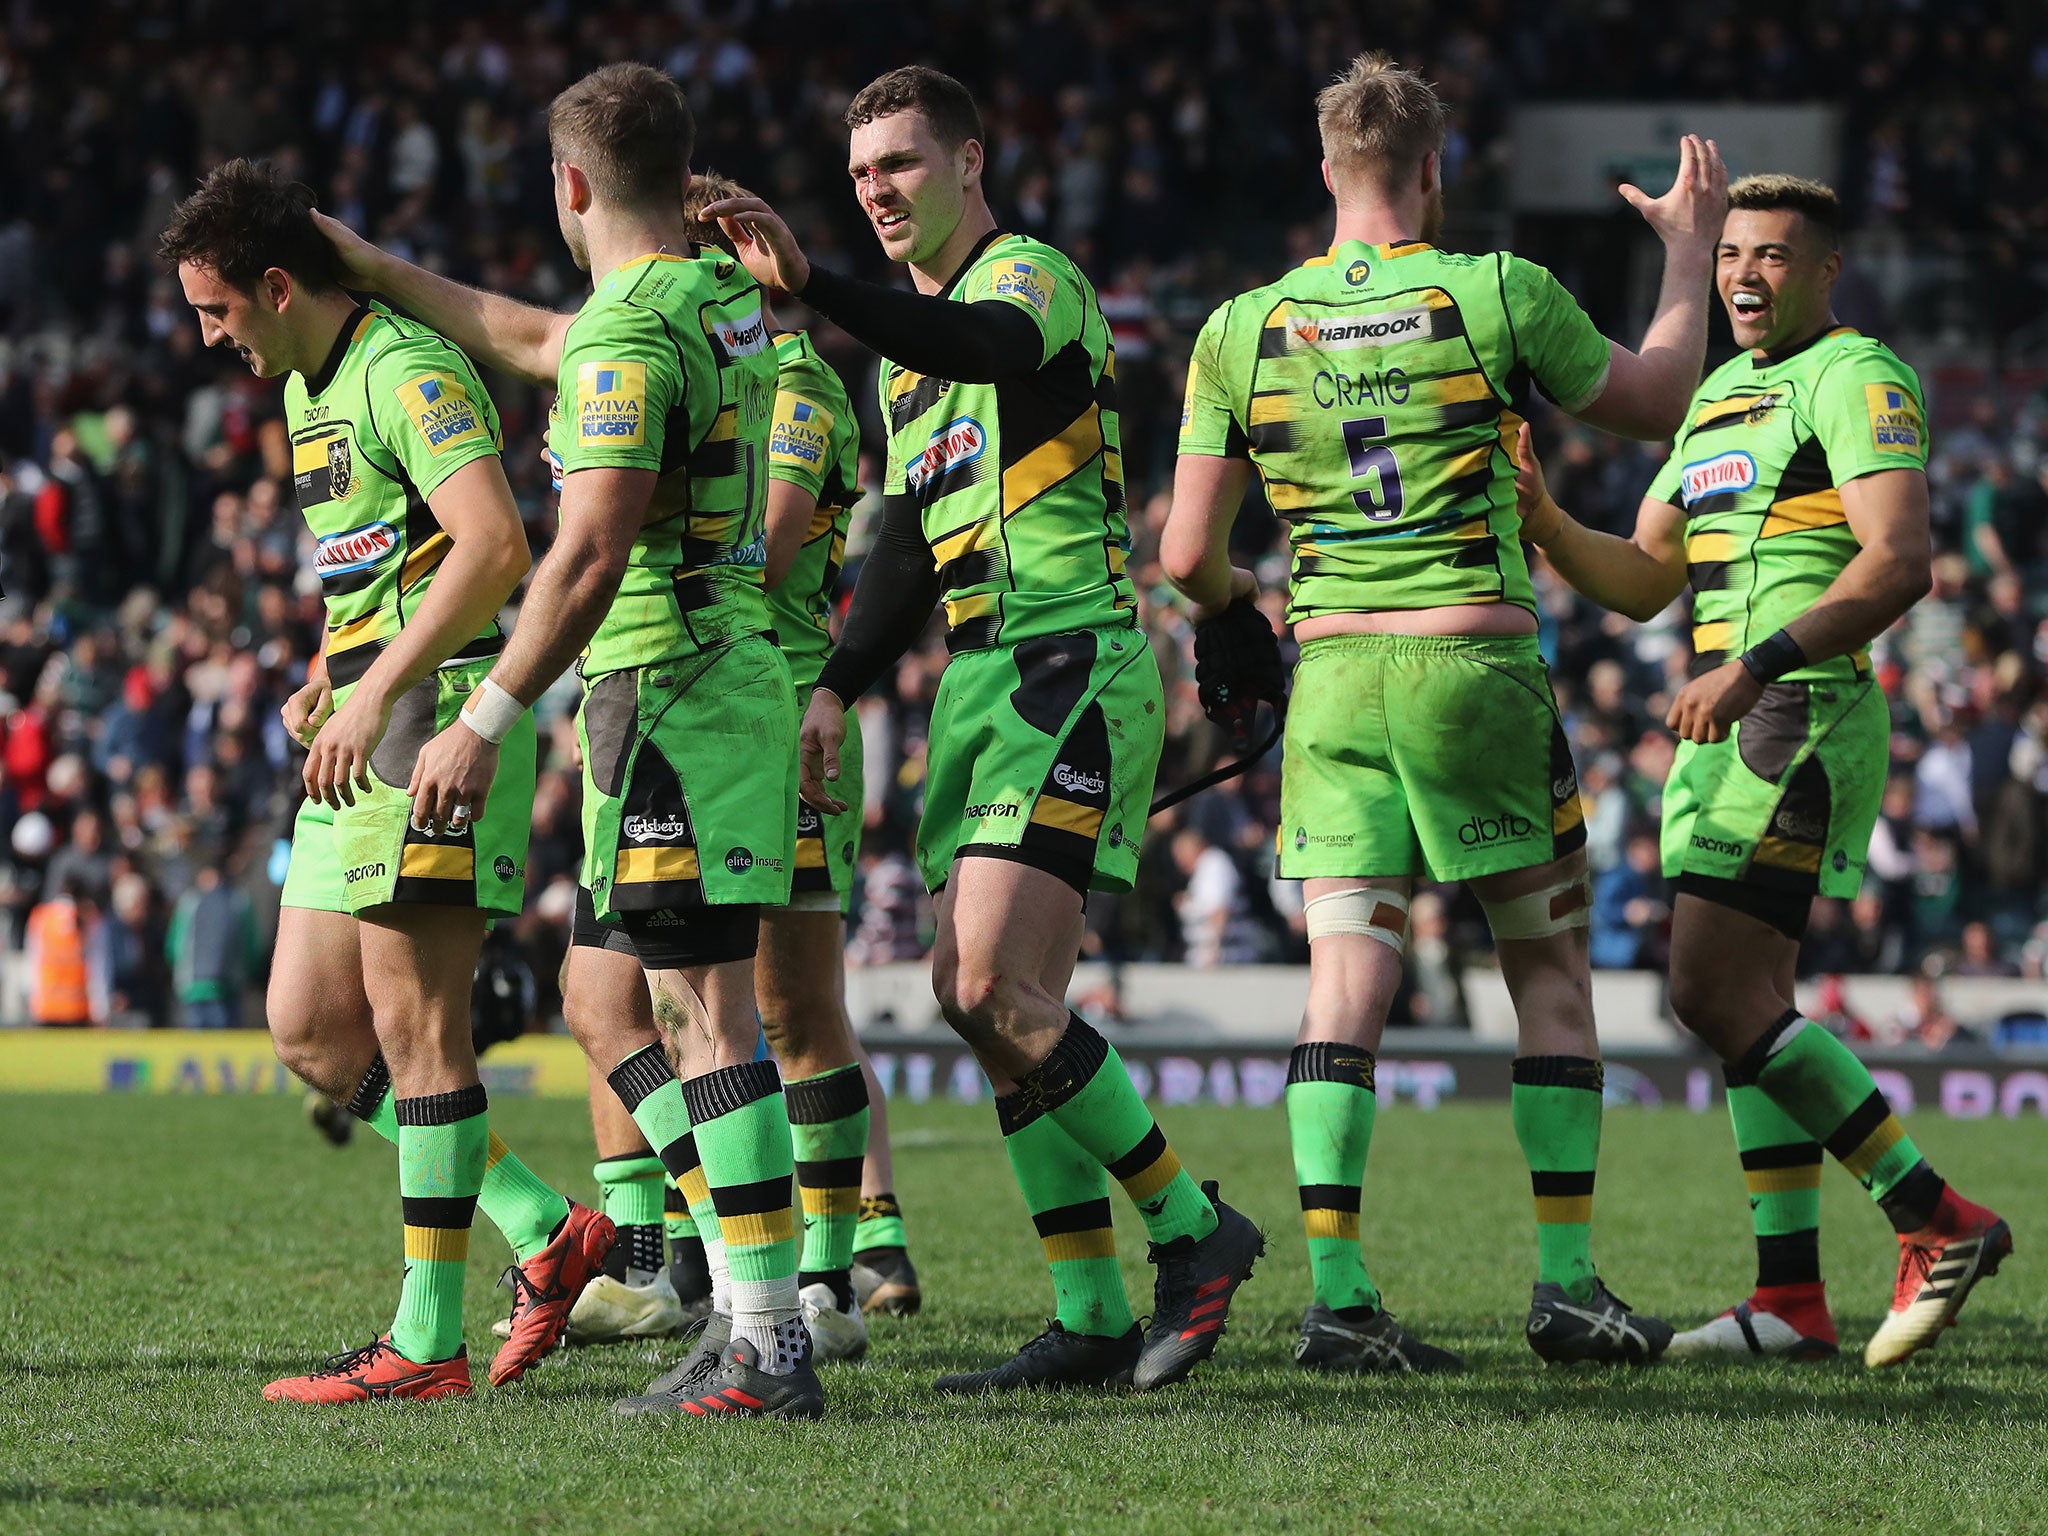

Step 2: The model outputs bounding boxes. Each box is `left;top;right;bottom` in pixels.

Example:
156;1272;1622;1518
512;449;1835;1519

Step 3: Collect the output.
799;1185;862;1218
403;1225;471;1263
1840;1115;1906;1181
1744;1164;1824;1195
1115;1147;1184;1204
679;1168;711;1206
1042;1228;1117;1264
486;1132;509;1170
1302;1208;1360;1242
718;1208;796;1250
1533;1195;1594;1226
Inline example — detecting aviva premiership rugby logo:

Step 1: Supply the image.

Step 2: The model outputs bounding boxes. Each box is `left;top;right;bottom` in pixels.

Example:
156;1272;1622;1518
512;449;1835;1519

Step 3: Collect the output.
399;373;485;456
1678;450;1757;507
578;361;646;446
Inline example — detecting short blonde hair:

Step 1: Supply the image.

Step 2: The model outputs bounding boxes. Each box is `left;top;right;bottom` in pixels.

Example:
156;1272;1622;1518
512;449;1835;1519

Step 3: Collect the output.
1728;174;1841;249
1316;53;1445;192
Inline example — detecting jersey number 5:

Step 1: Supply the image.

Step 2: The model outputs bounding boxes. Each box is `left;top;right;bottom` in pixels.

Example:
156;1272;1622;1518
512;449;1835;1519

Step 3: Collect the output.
1341;416;1405;522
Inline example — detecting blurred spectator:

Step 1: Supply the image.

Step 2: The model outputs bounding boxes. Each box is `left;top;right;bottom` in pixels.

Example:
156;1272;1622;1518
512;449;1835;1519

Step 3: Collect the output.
1170;825;1264;967
25;875;107;1027
1589;830;1669;970
1402;891;1469;1030
104;870;168;1028
1809;975;1872;1042
166;865;259;1030
1894;972;1977;1053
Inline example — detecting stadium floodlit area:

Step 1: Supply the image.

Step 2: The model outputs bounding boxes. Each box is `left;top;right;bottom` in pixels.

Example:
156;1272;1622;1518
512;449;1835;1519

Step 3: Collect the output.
5;1097;2043;1535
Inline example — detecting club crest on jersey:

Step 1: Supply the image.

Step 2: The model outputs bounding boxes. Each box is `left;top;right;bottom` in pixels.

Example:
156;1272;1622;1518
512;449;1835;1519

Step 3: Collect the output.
1866;384;1923;454
314;521;397;579
1286;306;1431;351
326;438;355;499
577;360;646;446
710;306;769;359
907;417;986;494
989;260;1055;315
397;373;486;456
1679;450;1758;507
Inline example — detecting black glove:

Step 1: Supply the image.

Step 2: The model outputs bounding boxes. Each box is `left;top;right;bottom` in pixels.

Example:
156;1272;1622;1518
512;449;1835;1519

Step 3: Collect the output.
1193;598;1286;753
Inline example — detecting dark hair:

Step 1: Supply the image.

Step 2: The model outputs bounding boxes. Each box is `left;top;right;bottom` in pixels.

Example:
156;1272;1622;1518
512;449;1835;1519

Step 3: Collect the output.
681;169;753;257
157;158;343;292
548;63;695;209
1728;174;1841;250
845;65;984;151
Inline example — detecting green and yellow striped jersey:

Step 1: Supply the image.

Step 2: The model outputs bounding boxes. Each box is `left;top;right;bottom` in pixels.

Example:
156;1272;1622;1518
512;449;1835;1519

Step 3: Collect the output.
284;301;506;691
548;251;777;679
764;329;859;692
880;232;1134;650
1180;239;1611;619
1646;326;1928;682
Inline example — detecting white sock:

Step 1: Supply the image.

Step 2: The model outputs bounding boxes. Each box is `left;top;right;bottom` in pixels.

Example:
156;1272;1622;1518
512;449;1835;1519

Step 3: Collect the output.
704;1233;731;1317
730;1274;803;1375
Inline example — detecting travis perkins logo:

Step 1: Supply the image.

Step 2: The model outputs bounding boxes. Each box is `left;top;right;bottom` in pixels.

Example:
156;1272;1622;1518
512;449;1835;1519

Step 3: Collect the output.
1287;306;1431;351
1459;811;1533;847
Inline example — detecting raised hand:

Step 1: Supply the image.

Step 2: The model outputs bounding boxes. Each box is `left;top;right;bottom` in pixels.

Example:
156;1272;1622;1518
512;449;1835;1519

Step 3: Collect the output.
1619;135;1728;256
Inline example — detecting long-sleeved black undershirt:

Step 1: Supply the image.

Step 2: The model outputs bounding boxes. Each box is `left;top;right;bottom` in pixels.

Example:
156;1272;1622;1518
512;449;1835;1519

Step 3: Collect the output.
803;245;1046;703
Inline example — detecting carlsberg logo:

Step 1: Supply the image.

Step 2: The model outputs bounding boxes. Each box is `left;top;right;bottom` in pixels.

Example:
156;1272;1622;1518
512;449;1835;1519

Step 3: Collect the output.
1052;764;1106;797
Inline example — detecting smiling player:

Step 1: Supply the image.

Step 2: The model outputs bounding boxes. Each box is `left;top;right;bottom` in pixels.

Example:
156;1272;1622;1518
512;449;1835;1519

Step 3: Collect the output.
1517;174;2012;1366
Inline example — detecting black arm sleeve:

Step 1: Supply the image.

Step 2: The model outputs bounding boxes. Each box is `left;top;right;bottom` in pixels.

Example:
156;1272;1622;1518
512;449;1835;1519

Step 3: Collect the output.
813;492;942;706
799;265;1043;383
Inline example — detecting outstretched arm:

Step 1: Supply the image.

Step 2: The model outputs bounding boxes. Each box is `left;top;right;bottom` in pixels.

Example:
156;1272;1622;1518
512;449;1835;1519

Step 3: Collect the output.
1162;453;1258;618
1514;423;1687;622
315;212;573;387
1575;136;1728;441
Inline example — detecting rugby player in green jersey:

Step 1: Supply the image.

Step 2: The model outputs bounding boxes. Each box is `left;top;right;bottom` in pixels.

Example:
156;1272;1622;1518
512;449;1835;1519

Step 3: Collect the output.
552;175;924;1369
319;64;825;1419
1517;175;2011;1368
704;66;1264;1394
161;160;611;1402
1163;55;1727;1370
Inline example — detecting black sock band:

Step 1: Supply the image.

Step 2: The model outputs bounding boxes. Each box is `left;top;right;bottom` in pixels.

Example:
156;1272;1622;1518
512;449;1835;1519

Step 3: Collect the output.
799;1269;856;1311
1012;1013;1110;1116
1511;1055;1605;1092
785;1063;868;1125
669;1235;711;1303
1734;1008;1805;1083
345;1054;392;1120
1756;1231;1822;1288
664;1180;689;1215
654;1131;700;1187
1288;1041;1376;1090
607;1043;676;1114
682;1058;783;1124
394;1083;488;1126
1878;1161;1947;1235
401;1194;479;1228
995;1088;1041;1137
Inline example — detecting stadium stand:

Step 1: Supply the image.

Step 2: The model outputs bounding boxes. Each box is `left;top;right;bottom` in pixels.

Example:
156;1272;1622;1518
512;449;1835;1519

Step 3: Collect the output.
0;3;2044;1030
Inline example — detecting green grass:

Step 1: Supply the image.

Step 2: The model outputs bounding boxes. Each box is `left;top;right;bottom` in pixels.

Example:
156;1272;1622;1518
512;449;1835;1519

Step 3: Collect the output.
2;1094;2042;1535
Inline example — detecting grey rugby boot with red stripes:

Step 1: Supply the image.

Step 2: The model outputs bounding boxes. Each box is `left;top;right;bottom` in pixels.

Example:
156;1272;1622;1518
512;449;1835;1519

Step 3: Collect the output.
1132;1182;1264;1391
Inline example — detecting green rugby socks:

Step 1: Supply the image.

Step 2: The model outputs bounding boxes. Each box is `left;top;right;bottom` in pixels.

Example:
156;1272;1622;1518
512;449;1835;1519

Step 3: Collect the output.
1014;1015;1218;1248
1723;1061;1824;1288
685;1060;802;1369
390;1084;489;1364
593;1152;667;1276
1510;1056;1603;1304
1287;1042;1382;1313
997;1085;1134;1338
347;1054;568;1262
786;1064;869;1302
1739;1011;1945;1230
852;1193;909;1257
606;1045;727;1312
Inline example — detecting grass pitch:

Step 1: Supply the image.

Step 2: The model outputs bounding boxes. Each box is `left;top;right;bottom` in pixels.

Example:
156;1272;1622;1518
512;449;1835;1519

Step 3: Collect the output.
2;1092;2042;1535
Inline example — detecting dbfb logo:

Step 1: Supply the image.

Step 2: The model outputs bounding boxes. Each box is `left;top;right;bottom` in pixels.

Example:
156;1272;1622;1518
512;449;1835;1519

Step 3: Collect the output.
1459;810;1533;847
907;417;986;494
1287;305;1432;351
314;520;398;578
1679;449;1758;507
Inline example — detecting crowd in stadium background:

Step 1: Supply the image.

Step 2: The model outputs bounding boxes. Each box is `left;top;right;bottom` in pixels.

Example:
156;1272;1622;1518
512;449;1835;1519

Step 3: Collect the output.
0;1;2044;1031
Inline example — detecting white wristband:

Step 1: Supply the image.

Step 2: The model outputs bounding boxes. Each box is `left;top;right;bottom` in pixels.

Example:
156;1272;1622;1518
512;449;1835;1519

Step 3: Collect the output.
457;677;525;745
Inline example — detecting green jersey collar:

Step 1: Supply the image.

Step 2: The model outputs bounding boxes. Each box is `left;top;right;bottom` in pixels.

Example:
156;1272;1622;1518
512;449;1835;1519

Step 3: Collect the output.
1753;322;1854;370
940;229;1012;299
303;303;372;398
